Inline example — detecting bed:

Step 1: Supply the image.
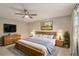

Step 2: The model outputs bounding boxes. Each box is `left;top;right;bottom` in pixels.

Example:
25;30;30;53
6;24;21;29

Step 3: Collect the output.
15;31;57;56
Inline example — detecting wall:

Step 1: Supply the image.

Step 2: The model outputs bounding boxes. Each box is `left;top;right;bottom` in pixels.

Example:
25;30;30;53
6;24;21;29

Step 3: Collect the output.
28;16;72;37
0;17;29;44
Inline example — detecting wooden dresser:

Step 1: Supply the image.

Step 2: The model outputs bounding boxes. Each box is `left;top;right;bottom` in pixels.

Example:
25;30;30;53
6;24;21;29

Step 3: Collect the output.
3;34;21;46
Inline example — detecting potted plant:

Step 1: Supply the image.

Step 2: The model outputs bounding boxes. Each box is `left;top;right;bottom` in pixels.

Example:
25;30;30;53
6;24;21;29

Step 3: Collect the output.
63;31;70;48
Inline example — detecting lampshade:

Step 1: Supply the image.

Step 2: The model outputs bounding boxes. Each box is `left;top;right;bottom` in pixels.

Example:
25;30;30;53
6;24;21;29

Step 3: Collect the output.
30;30;35;36
58;32;62;36
57;30;63;40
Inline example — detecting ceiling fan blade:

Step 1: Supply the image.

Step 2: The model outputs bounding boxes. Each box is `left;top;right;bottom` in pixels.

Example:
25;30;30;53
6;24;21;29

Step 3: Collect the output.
15;13;25;15
9;7;23;12
29;15;33;19
22;15;25;18
30;14;37;16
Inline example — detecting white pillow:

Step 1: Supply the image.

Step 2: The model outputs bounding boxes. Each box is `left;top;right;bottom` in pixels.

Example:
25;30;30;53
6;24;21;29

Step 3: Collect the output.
40;35;55;39
47;35;54;39
42;35;48;38
33;34;43;37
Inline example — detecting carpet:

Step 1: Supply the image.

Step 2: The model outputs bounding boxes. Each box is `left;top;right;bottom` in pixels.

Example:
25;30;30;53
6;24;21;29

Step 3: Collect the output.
6;45;26;56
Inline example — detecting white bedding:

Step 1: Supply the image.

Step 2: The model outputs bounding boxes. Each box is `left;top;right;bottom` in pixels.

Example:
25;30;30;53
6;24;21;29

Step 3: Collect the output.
18;39;48;56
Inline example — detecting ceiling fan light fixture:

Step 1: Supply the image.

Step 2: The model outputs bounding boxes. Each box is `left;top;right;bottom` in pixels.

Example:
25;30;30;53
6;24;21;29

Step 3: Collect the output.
25;15;29;18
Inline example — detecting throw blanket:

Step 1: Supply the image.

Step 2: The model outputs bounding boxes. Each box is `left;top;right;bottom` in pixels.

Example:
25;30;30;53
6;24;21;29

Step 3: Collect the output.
23;37;55;55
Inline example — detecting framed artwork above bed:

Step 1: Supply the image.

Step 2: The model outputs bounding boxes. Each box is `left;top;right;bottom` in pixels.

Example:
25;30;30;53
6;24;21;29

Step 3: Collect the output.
41;21;53;30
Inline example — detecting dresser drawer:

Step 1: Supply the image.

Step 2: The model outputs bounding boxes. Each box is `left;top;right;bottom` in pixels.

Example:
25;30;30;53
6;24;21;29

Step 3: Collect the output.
3;34;21;46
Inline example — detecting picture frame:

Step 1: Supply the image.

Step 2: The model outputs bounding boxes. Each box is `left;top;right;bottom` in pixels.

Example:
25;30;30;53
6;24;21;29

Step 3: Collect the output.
41;21;53;30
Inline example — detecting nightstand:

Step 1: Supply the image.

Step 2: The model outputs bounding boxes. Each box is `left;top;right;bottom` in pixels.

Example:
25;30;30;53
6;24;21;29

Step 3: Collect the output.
55;40;64;47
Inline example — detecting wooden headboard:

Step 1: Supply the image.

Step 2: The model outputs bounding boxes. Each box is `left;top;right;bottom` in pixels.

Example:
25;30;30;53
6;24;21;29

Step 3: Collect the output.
35;31;57;36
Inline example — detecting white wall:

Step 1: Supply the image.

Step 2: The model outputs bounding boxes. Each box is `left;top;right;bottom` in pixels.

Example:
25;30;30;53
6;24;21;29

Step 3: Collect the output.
0;17;29;39
0;16;71;38
28;16;72;37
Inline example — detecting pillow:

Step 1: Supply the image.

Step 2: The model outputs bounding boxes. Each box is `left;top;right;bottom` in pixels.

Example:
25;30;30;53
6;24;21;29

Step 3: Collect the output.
42;35;48;38
40;35;55;39
47;35;54;39
33;34;55;39
33;34;43;37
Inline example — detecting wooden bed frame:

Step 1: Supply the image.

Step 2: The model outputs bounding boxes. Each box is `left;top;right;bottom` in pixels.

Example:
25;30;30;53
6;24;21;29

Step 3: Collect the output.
15;41;44;56
15;31;57;56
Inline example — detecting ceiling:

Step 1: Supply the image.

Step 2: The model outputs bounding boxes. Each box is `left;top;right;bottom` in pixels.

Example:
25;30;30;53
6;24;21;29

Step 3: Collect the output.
0;3;75;22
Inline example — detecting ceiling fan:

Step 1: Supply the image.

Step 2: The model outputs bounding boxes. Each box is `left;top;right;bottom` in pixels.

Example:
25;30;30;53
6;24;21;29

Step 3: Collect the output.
15;9;37;19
